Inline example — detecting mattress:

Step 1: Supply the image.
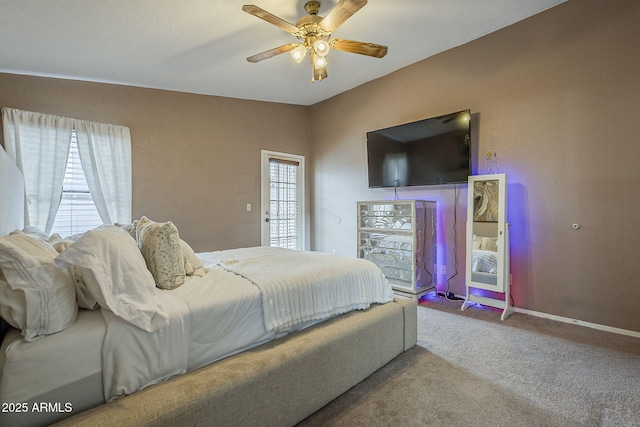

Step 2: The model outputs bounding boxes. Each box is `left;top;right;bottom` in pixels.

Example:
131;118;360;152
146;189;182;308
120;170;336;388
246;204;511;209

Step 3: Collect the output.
0;309;105;427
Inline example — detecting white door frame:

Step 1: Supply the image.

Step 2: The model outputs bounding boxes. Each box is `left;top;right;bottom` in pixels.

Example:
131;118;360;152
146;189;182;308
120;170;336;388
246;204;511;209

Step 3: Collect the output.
260;150;305;250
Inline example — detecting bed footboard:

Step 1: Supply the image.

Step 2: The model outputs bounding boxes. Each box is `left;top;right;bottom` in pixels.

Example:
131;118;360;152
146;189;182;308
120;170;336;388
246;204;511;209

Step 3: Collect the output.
55;297;417;427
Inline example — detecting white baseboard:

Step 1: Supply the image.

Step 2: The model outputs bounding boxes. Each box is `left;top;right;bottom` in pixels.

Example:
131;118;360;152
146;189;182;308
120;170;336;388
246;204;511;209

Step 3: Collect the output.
513;306;640;339
432;291;640;338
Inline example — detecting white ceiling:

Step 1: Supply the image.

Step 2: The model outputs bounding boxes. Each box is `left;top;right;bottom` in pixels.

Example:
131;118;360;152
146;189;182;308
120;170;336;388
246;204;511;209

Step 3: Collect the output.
0;0;566;106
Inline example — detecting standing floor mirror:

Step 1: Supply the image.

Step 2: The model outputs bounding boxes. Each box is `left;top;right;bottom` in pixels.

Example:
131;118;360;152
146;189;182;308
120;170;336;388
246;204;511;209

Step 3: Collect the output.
462;173;514;320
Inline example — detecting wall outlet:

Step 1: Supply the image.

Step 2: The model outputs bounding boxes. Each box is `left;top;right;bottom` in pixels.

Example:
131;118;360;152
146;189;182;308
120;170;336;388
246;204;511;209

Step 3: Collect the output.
439;265;447;275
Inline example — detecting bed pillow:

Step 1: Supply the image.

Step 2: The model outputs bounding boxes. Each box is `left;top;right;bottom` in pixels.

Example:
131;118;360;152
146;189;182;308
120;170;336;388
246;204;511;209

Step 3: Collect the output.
136;217;186;290
69;263;99;310
0;269;25;331
47;237;97;309
180;239;207;277
55;225;168;332
115;221;138;240
480;237;498;252
44;234;97;310
51;239;74;253
47;233;75;252
117;220;204;278
10;225;49;241
0;233;78;341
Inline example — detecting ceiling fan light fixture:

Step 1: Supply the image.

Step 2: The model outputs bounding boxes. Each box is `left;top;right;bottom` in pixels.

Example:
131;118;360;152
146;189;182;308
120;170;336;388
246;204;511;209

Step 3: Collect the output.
311;38;330;57
310;52;328;83
312;65;328;82
243;1;388;83
312;52;327;68
291;44;308;63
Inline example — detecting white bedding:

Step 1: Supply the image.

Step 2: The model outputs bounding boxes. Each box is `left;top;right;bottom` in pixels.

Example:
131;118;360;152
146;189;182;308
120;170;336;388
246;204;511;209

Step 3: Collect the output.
101;247;393;401
471;249;498;274
0;261;277;424
216;247;394;332
1;246;394;423
101;291;190;400
101;257;272;400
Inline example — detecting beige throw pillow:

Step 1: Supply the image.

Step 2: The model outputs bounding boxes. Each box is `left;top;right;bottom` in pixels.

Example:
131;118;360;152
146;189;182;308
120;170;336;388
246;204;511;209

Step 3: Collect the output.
115;221;138;240
136;217;186;290
180;239;207;277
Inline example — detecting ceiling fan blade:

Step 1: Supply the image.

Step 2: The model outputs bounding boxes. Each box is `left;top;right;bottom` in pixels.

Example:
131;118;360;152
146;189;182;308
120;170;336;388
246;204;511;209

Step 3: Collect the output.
319;0;367;33
246;43;298;63
242;5;300;34
330;38;388;58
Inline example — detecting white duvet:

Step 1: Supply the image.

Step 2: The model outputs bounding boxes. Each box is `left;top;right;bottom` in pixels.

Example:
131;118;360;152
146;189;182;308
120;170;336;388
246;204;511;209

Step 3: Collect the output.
102;247;393;401
217;247;394;332
471;249;498;274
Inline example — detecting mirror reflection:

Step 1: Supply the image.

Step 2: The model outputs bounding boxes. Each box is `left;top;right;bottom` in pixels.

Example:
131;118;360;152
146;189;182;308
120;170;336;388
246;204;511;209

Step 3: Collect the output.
471;179;499;285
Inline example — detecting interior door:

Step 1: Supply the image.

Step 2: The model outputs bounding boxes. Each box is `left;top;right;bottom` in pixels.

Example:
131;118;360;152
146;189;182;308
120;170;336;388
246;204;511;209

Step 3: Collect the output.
261;150;305;250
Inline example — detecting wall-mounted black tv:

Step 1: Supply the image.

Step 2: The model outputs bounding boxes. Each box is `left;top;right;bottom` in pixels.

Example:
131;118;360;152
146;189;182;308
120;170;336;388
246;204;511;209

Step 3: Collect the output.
367;109;471;188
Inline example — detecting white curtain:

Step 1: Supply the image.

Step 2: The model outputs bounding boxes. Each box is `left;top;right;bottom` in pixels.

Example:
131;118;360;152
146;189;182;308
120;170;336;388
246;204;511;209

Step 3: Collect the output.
1;107;132;232
75;120;132;225
1;108;73;233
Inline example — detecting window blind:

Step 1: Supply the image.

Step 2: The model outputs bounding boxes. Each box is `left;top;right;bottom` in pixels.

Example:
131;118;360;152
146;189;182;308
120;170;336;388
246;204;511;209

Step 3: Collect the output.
50;131;102;237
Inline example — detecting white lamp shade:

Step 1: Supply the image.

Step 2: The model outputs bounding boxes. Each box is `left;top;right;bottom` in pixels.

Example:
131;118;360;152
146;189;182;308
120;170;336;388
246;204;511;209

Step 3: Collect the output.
290;44;307;63
313;39;330;56
312;53;327;68
310;52;328;82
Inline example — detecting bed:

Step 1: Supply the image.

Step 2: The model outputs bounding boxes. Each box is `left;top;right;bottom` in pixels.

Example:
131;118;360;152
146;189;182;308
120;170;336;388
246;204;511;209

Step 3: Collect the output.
0;145;417;426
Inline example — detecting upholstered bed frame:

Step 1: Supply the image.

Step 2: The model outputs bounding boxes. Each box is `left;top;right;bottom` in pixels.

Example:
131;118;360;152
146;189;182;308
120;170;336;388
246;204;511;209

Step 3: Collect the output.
56;298;417;426
1;145;417;426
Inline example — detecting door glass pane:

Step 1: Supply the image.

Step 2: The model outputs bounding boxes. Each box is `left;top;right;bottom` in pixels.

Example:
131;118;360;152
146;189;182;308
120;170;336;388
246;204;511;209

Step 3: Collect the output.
269;159;299;249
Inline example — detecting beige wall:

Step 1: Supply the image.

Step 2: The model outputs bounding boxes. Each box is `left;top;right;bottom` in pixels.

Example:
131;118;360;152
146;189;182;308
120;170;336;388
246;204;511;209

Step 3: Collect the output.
309;0;640;332
0;75;310;252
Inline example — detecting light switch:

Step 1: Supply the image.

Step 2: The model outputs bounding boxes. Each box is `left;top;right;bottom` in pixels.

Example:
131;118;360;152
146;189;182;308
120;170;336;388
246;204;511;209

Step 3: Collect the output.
246;203;252;211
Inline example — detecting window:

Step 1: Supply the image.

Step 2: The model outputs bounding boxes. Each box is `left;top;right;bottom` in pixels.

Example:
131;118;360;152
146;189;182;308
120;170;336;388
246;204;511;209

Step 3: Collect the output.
1;108;132;235
50;131;102;236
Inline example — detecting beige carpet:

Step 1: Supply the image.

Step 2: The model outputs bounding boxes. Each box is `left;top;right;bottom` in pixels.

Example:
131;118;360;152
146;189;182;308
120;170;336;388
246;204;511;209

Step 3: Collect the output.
298;297;640;426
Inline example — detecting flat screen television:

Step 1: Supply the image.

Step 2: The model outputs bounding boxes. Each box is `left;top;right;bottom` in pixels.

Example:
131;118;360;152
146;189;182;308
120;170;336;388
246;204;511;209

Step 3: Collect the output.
367;109;471;188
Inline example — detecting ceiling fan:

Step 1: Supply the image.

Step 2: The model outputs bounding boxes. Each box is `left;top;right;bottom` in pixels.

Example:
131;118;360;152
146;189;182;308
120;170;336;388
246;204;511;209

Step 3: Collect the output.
242;0;388;82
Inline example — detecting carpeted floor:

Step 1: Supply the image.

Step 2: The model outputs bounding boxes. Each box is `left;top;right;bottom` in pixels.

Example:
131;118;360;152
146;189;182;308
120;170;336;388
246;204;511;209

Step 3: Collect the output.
297;296;640;426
